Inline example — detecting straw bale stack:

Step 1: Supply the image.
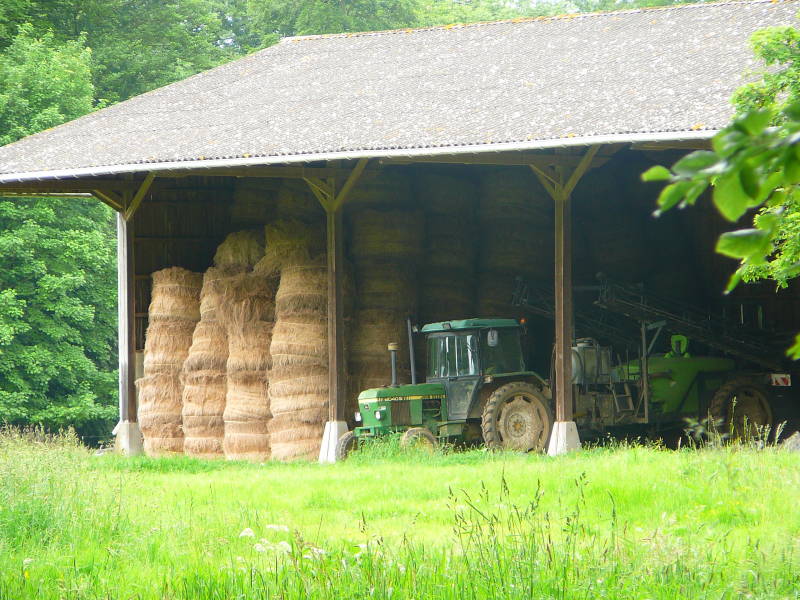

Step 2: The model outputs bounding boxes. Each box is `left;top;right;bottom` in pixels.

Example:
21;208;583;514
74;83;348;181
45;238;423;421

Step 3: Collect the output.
349;209;423;264
350;308;410;392
214;230;265;270
476;169;551;318
268;254;330;461
254;219;325;278
276;179;325;223
231;179;279;227
222;272;276;462
139;267;202;456
346;168;412;209
417;174;478;324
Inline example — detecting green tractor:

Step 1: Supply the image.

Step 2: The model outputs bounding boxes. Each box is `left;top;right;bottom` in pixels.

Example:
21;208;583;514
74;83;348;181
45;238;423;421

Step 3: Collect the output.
336;316;780;459
336;318;554;458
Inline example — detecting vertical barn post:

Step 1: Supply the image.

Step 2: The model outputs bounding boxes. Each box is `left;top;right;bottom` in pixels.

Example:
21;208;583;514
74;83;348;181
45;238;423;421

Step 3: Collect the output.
305;158;368;463
530;146;599;455
114;207;143;455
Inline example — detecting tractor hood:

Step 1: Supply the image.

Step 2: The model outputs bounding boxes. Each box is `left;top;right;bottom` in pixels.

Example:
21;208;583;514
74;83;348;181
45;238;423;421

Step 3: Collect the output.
358;383;446;401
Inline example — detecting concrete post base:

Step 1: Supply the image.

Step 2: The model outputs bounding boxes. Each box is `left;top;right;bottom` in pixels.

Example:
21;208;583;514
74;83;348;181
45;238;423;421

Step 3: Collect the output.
547;421;581;456
112;420;144;456
319;421;349;464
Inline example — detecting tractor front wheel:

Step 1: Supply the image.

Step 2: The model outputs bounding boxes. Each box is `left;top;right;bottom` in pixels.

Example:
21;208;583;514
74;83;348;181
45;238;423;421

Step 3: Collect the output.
482;381;553;452
335;431;358;461
400;427;437;451
709;376;773;438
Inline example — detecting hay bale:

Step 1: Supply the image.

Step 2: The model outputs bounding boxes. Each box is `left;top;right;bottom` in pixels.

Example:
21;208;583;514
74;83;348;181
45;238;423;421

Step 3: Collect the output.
268;365;327;414
415;171;478;215
346;169;412;209
350;309;409;365
268;410;326;462
254;219;325;277
181;370;226;458
276;179;325;223
217;272;277;326
214;230;264;270
223;420;270;461
349;209;424;264
270;316;328;368
227;321;272;372
476;273;521;319
143;320;197;375
200;266;247;322
275;260;327;318
231;179;279;227
148;267;202;322
479;168;551;223
418;270;475;323
137;373;184;456
224;370;270;423
355;263;417;313
182;321;228;372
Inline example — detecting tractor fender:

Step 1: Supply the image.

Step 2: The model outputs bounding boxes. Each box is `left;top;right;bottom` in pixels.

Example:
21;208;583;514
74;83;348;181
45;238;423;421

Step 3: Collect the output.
467;373;552;420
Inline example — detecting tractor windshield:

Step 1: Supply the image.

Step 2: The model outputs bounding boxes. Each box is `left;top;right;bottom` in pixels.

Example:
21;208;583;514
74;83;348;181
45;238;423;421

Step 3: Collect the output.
427;333;479;378
482;329;525;374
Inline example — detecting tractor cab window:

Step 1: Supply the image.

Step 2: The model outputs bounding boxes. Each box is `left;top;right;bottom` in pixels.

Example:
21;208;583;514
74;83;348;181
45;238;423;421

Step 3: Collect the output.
427;333;479;379
482;329;524;374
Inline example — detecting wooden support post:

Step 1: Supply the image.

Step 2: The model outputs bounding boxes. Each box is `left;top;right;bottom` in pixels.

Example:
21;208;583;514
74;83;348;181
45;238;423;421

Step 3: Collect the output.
305;158;368;462
530;146;599;455
114;207;143;455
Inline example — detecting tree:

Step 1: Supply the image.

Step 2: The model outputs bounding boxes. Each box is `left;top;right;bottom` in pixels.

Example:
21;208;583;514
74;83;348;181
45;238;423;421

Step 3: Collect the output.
0;25;93;144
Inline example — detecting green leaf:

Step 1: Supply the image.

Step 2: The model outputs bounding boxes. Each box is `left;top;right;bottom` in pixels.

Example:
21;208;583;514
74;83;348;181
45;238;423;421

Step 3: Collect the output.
783;102;800;122
787;333;800;360
641;165;673;182
712;129;747;158
739;165;760;199
716;228;771;259
656;182;691;213
738;109;772;136
713;173;750;221
724;270;743;294
672;151;719;176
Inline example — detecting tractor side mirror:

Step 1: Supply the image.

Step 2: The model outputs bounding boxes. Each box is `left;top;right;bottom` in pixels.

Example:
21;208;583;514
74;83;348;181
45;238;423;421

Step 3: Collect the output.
487;329;499;347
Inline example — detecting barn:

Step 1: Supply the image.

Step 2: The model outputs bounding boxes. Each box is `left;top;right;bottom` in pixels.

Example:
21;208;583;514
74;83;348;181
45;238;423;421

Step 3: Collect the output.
0;0;797;459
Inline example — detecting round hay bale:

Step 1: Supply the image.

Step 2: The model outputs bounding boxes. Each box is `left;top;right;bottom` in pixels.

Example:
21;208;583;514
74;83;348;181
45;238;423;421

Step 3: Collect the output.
270;316;327;368
213;230;264;270
182;321;228;372
276;179;325;223
349;209;423;263
254;219;325;277
201;266;247;321
227;320;272;373
231;179;279;227
418;270;475;323
268;365;327;414
148;267;202;322
476;273;519;319
275;261;327;318
217;272;276;326
136;373;184;456
143;320;197;375
268;410;326;462
415;171;478;216
223;420;270;462
346;169;412;209
479;168;551;223
224;370;269;422
181;371;226;453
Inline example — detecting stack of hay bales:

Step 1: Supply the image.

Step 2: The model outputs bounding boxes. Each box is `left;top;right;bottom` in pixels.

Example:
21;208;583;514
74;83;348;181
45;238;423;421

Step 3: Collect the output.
230;179;278;228
222;272;275;461
276;180;325;224
180;267;228;458
138;267;202;456
416;171;478;323
349;207;423;395
476;168;551;318
268;253;330;461
211;230;274;462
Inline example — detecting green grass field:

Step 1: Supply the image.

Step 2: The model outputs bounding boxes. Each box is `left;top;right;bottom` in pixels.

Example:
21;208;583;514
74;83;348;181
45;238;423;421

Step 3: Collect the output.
0;430;798;599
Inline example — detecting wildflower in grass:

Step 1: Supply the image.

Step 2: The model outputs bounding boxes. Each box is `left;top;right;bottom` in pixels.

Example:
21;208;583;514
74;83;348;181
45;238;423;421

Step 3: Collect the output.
277;541;292;553
265;524;289;532
22;558;33;567
239;528;255;538
253;543;267;553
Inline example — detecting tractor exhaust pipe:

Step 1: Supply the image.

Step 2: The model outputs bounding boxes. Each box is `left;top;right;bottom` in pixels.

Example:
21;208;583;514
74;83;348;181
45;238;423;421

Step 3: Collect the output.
388;342;399;387
407;317;417;385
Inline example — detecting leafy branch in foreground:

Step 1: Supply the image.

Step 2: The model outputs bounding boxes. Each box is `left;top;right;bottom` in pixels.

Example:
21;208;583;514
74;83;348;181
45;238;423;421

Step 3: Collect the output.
643;102;800;359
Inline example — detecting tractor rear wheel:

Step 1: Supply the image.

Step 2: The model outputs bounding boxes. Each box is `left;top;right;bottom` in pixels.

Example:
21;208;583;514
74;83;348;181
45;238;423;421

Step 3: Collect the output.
400;427;437;451
335;431;358;461
482;381;553;452
709;376;773;438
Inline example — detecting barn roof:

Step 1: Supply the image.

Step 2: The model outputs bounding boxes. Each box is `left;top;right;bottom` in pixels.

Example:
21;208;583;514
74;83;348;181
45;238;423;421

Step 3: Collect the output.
0;0;797;182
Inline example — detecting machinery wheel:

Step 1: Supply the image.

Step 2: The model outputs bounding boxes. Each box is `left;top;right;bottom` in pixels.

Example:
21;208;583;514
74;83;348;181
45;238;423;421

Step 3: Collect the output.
482;381;553;452
709;376;773;437
400;427;437;451
335;431;358;461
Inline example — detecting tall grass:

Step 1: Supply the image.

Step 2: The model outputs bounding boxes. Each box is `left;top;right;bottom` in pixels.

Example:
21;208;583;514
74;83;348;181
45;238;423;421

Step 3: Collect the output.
0;428;797;599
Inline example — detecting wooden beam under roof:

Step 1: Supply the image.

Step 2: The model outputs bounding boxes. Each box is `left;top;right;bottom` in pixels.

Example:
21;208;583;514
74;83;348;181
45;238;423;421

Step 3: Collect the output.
378;151;613;169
